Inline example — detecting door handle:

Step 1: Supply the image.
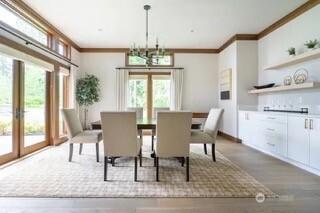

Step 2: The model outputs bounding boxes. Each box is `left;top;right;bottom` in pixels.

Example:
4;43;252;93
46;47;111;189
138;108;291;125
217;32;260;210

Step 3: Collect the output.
310;119;313;130
305;119;309;129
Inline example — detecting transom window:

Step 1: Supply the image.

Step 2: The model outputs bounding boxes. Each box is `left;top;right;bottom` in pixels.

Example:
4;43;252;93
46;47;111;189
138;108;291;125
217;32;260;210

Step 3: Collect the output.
127;54;174;67
0;3;48;46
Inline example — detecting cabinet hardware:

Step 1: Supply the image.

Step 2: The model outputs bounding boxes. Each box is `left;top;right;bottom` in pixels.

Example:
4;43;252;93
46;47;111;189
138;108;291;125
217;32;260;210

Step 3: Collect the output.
267;142;275;146
267;117;276;120
305;119;309;129
266;128;275;131
310;119;314;130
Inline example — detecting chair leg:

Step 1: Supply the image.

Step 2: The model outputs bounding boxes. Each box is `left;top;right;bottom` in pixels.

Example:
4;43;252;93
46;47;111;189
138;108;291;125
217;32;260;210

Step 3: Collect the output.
112;157;115;167
181;157;185;167
156;157;159;182
204;144;207;155
68;143;73;162
134;157;138;182
151;135;154;151
186;157;190;182
139;148;142;167
153;154;157;167
212;144;216;162
104;156;108;181
96;143;99;162
79;143;83;155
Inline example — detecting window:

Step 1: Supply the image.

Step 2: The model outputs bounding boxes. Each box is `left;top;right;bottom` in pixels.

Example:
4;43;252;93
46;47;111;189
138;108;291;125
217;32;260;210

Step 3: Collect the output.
127;54;174;67
58;40;68;57
128;72;171;119
0;3;48;46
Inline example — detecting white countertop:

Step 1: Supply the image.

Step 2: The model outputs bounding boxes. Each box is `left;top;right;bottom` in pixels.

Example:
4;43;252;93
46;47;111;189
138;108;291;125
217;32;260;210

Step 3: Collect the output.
239;110;320;118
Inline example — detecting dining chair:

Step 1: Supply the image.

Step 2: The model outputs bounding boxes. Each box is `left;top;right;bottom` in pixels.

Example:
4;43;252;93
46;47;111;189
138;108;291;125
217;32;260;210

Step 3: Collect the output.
154;111;192;182
151;107;170;151
190;108;224;162
100;111;142;181
127;107;144;138
61;108;102;162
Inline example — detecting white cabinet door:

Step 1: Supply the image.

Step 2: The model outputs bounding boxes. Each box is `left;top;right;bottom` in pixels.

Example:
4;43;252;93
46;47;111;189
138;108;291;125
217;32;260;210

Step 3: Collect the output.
288;116;310;165
310;118;320;170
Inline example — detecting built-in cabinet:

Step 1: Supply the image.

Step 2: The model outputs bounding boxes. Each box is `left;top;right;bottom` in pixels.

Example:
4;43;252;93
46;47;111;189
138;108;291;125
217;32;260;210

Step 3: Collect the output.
239;111;320;175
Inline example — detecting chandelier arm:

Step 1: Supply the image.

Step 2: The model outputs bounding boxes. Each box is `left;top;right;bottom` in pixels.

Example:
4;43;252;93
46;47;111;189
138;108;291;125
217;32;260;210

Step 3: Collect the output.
145;6;149;53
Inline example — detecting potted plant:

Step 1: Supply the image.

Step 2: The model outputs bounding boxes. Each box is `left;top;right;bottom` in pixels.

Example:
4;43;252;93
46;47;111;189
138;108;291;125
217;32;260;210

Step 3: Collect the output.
304;39;319;51
76;74;100;129
287;47;296;56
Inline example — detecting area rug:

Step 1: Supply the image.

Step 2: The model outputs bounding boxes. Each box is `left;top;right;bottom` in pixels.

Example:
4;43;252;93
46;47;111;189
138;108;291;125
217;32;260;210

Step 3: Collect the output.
0;140;276;198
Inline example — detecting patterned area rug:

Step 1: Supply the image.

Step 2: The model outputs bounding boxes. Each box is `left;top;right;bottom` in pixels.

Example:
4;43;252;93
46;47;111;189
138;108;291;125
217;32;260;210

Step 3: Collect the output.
0;140;276;198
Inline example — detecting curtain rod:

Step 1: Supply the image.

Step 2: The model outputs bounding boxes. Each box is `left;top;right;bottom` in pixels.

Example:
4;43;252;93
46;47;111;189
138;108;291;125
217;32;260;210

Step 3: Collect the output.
0;24;79;68
116;67;184;70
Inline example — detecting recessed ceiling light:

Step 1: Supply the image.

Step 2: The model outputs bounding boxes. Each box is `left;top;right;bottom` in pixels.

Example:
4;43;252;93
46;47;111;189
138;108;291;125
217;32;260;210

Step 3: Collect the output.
98;28;103;32
190;29;195;33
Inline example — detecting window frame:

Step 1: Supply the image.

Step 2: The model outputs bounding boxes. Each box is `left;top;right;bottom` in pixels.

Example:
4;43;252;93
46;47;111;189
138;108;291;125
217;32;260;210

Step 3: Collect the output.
128;72;171;119
126;53;174;67
0;2;50;48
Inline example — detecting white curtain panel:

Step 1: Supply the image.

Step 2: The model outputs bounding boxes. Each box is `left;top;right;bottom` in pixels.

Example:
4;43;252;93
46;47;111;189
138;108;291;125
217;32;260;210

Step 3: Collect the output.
170;69;183;110
116;69;129;110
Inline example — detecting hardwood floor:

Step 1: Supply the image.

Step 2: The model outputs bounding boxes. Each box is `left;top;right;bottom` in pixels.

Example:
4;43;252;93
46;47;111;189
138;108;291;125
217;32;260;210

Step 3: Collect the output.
0;137;320;212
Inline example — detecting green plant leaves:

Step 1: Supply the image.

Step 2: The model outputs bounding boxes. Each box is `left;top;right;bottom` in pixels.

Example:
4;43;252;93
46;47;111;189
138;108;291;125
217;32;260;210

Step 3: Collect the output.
76;74;100;107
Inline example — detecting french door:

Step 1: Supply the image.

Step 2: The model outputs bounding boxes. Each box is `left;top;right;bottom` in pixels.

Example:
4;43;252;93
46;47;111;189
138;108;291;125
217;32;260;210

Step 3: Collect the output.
0;56;49;165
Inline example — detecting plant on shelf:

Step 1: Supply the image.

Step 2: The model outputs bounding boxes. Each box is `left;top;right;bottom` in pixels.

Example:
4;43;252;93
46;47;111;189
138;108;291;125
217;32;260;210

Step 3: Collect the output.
76;74;100;129
304;39;319;50
287;47;296;56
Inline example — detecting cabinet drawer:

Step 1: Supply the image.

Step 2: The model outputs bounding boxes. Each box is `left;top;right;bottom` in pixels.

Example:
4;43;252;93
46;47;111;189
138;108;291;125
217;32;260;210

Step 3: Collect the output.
257;114;287;124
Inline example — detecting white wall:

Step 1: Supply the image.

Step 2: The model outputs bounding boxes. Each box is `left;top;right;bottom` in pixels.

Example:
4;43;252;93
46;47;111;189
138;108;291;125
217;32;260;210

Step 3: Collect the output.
258;5;320;113
218;42;238;137
79;52;219;123
175;53;219;111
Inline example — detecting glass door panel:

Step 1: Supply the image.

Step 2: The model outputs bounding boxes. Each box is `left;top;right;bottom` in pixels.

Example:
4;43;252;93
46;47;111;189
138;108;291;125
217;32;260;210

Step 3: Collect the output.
128;75;148;118
0;55;14;158
152;75;170;118
23;64;46;148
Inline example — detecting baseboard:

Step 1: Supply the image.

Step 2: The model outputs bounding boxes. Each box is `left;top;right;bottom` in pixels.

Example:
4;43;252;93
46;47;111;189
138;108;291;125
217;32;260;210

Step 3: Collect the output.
218;131;241;143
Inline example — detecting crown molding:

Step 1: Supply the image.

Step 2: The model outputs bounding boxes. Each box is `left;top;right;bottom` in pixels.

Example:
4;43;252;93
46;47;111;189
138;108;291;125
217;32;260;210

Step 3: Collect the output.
218;34;258;52
80;48;220;54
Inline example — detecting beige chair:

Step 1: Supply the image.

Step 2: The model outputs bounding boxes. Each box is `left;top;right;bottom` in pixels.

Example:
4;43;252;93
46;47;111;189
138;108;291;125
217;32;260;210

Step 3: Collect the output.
155;111;192;182
127;107;144;138
151;107;170;151
190;108;224;162
61;109;102;162
100;111;142;181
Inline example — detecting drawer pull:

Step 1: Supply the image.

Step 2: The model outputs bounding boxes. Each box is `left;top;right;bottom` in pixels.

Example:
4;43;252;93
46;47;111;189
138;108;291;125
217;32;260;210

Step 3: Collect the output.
266;128;275;131
310;119;314;130
267;117;276;120
267;142;275;147
305;119;309;129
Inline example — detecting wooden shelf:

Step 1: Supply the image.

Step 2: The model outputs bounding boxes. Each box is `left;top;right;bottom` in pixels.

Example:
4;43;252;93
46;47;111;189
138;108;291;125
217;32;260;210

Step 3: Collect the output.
264;48;320;70
248;82;320;94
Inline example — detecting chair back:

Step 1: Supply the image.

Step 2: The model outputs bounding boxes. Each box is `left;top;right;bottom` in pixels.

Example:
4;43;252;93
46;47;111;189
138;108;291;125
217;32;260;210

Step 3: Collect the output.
203;108;224;138
156;111;192;157
100;111;138;157
127;107;143;119
61;108;83;139
153;107;170;119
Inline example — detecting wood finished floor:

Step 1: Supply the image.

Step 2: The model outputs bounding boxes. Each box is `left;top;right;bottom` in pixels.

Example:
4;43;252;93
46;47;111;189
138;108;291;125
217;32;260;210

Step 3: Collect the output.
0;137;320;213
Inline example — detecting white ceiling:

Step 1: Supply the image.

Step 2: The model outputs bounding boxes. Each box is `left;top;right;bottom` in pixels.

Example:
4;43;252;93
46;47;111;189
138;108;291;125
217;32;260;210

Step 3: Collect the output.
23;0;307;48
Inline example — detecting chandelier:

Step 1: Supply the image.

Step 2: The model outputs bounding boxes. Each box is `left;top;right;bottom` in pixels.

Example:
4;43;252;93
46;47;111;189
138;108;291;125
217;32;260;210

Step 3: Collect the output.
128;5;166;66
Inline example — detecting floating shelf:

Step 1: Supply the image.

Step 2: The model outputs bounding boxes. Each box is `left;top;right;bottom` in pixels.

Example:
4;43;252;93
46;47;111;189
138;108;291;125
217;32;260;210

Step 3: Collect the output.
248;82;320;94
264;48;320;70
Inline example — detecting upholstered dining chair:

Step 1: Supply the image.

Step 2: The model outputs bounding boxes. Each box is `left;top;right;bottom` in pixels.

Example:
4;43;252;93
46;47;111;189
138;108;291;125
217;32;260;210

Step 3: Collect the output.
190;108;224;162
151;107;170;151
155;111;192;182
61;108;102;162
127;107;144;138
100;111;142;181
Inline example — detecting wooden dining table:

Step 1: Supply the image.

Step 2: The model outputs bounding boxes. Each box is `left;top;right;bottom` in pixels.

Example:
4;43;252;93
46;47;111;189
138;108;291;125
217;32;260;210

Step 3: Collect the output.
91;118;202;132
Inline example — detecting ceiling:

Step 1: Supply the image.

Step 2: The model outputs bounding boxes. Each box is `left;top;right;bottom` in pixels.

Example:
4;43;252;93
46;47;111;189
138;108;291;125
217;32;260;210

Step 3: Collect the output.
23;0;307;48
